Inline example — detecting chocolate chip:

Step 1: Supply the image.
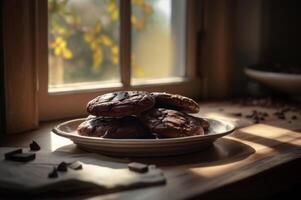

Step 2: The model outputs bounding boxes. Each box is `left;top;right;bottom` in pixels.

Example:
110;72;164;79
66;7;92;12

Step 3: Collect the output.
48;167;58;178
57;162;68;172
128;162;148;173
69;161;83;170
292;115;297;120
30;141;40;151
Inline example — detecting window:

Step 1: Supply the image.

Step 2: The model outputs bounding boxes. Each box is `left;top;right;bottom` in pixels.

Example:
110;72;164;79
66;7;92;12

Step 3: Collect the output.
48;0;121;89
37;0;201;120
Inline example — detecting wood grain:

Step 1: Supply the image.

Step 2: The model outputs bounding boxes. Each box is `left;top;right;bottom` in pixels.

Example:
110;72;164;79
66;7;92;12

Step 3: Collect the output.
2;0;38;134
200;0;235;98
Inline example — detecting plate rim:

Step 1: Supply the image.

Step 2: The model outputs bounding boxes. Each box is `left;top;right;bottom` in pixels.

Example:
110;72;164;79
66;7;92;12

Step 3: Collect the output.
52;118;236;144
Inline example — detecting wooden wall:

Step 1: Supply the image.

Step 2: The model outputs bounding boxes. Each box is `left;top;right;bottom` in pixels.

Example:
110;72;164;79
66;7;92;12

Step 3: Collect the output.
0;1;6;134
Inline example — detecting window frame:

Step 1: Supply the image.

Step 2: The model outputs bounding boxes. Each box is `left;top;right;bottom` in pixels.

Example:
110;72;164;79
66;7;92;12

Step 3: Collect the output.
38;0;203;121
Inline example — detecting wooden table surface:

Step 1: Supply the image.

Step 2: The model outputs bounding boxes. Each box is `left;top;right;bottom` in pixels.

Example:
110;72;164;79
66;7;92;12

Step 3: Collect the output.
1;102;301;199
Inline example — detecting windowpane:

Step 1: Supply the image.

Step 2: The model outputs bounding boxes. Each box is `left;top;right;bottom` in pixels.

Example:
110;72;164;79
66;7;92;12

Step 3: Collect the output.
131;0;186;80
48;0;120;89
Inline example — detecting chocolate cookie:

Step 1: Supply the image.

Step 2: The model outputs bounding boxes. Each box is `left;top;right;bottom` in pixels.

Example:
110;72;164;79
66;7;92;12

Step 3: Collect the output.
77;116;147;139
151;92;200;113
199;118;210;131
87;91;155;117
140;108;204;138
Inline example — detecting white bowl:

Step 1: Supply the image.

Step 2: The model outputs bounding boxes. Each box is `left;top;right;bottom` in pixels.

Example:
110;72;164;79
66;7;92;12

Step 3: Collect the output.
245;67;301;95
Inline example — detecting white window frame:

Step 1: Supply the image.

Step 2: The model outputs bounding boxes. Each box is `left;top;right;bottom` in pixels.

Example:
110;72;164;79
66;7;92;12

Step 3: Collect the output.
36;0;202;121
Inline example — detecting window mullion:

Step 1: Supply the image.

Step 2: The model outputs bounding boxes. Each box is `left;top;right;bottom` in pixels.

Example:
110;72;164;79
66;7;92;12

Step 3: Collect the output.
120;0;131;88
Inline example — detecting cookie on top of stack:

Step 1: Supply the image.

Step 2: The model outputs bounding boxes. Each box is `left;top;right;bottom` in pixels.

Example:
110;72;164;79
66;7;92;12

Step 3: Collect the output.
77;91;209;139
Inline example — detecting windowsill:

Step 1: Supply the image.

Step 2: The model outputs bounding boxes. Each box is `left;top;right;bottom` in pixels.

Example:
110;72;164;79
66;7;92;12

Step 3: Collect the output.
48;81;123;94
0;101;300;199
47;77;198;95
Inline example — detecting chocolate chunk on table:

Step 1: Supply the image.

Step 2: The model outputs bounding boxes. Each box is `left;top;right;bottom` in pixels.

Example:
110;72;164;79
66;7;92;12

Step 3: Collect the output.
128;162;149;173
6;152;36;162
57;161;68;172
4;148;23;160
30;140;40;151
48;167;58;178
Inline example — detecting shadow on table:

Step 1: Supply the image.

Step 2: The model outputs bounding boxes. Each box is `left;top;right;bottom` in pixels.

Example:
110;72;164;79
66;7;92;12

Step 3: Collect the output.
128;138;255;167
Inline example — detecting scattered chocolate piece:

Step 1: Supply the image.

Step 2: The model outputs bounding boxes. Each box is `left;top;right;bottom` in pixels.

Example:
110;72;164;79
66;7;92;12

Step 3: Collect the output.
48;167;58;178
69;161;83;170
5;149;36;162
128;162;148;173
230;113;242;117
244;109;271;124
278;115;286;120
30;141;40;151
292;115;297;120
57;162;68;172
4;149;23;160
233;97;301;110
7;153;36;162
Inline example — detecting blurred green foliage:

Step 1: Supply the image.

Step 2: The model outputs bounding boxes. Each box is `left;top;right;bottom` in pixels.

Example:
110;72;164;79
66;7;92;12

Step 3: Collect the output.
48;0;153;84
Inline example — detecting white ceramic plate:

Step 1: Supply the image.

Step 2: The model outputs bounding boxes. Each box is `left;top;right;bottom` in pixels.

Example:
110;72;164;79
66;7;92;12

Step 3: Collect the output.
52;118;236;157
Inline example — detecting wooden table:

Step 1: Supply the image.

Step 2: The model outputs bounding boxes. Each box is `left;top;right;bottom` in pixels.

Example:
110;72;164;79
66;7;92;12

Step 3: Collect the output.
1;102;301;199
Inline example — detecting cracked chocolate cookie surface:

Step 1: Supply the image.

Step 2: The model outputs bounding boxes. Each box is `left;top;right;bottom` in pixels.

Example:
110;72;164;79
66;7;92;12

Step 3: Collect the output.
77;116;147;139
87;91;155;117
140;108;204;138
151;92;200;113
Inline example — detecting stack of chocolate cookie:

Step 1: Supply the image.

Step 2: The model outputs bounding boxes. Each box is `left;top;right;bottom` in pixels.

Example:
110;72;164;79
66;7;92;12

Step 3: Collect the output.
77;91;209;139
